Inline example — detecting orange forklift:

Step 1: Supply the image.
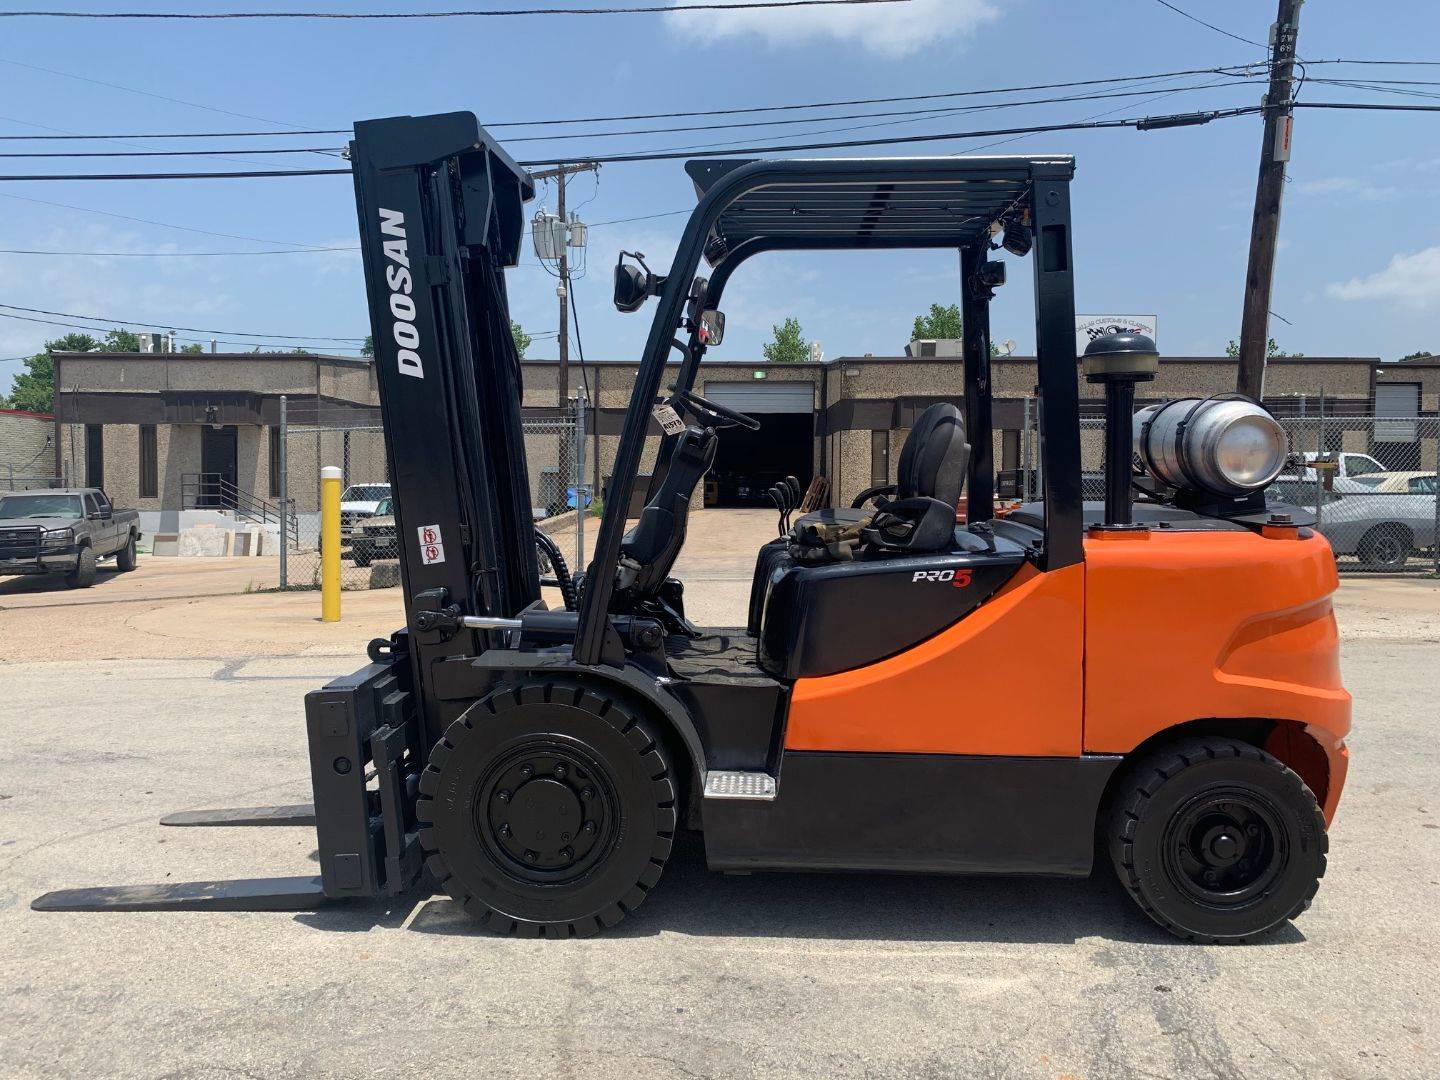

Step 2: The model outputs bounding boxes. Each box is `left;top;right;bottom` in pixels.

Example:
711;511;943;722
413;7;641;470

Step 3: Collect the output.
35;112;1349;942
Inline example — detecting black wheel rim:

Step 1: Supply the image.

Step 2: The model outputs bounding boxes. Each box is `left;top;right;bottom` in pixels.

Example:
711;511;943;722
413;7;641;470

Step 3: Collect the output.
473;739;619;887
1161;787;1288;908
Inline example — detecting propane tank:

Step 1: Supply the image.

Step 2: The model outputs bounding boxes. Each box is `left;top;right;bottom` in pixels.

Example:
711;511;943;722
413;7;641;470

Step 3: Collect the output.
1134;397;1287;497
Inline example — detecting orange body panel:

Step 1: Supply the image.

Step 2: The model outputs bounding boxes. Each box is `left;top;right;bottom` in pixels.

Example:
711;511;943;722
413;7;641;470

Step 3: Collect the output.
1084;528;1351;820
1083;529;1349;750
785;562;1085;756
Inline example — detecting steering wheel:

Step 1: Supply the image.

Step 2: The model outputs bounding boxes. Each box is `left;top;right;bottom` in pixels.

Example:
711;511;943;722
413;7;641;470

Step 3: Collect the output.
670;386;761;431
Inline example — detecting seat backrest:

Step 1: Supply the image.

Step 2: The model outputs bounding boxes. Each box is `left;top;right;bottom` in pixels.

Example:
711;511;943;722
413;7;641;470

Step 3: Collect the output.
619;426;717;594
897;402;969;506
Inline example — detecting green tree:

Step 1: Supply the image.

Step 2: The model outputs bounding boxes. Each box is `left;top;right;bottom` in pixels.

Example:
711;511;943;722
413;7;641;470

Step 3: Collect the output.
510;320;531;358
1398;349;1433;362
1226;338;1303;359
3;332;101;413
102;328;142;352
178;343;206;354
762;317;808;364
361;333;374;358
911;303;962;341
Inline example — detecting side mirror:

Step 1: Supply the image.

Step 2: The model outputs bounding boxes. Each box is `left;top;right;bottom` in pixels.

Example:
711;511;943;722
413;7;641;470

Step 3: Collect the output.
614;251;664;314
700;309;725;347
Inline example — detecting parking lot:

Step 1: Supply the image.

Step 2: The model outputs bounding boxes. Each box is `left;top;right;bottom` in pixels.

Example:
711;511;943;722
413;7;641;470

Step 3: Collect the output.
2;510;1438;1078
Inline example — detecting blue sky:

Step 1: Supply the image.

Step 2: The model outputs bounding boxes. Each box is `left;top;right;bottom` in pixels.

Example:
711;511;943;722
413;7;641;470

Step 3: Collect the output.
2;0;1439;396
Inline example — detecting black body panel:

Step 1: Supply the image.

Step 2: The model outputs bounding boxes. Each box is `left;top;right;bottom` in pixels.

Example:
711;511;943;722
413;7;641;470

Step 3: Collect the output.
703;752;1120;876
665;631;788;773
758;546;1025;678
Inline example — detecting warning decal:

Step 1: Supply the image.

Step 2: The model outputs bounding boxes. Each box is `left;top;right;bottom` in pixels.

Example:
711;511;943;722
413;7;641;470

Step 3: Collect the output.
417;523;446;565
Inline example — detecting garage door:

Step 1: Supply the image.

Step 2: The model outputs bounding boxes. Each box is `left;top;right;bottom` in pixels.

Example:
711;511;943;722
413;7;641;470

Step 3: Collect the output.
700;381;814;414
1374;382;1419;443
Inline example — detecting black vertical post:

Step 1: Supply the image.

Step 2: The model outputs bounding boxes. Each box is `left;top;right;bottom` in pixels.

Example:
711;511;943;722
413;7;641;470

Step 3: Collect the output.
1029;174;1083;569
960;243;994;523
1104;379;1135;526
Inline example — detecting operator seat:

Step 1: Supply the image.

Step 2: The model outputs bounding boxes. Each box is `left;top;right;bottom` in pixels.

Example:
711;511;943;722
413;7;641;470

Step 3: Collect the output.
792;401;970;553
617;425;717;596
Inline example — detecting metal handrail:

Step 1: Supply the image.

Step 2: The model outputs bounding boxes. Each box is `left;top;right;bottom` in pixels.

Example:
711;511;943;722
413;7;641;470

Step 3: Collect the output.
180;472;299;541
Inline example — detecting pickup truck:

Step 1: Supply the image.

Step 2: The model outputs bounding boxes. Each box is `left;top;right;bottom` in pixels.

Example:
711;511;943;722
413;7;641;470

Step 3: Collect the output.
0;488;140;588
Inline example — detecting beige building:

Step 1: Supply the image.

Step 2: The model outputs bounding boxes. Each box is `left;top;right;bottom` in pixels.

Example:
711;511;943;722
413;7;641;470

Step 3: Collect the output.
50;349;1434;520
1;407;56;489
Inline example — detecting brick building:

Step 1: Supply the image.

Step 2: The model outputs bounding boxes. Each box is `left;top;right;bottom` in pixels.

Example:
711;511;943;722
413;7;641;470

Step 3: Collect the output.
48;348;1435;518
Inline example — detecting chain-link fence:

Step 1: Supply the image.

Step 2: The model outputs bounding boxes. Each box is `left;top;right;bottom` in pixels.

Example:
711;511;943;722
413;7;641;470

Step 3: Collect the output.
277;394;589;590
1012;398;1438;574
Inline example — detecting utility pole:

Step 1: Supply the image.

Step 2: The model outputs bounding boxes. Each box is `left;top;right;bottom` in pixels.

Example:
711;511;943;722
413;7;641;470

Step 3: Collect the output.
1237;0;1304;401
530;162;598;406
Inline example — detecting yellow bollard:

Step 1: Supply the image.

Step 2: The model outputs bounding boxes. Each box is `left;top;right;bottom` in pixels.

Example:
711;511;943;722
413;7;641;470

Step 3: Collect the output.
320;465;342;622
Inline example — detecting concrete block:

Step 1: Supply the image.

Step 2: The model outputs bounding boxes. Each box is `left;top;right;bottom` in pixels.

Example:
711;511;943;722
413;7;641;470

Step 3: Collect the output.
151;533;179;557
368;560;402;589
177;526;228;557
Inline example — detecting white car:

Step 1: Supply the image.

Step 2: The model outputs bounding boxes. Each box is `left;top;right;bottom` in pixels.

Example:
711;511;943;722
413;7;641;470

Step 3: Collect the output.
340;483;392;535
1284;451;1390;493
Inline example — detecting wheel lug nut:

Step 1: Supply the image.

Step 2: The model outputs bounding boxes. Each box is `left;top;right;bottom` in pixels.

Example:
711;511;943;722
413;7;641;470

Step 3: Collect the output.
524;849;538;862
581;788;594;801
497;789;511;803
560;847;574;860
1204;871;1218;883
519;765;534;780
499;824;511;837
1246;824;1260;837
561;832;571;842
583;820;596;834
554;763;568;779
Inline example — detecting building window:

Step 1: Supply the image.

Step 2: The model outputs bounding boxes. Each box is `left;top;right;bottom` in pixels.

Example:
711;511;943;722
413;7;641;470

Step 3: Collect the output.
870;429;889;486
139;425;158;498
268;426;282;498
84;424;104;488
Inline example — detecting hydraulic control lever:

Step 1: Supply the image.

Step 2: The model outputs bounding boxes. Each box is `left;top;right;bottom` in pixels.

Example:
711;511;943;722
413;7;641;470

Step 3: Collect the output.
767;484;791;536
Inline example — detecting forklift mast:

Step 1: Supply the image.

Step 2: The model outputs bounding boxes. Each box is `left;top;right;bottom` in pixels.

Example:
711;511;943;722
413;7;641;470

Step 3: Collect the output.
349;113;540;744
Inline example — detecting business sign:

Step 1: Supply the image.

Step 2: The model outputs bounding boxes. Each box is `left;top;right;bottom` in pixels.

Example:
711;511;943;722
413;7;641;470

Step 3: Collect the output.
1075;314;1157;354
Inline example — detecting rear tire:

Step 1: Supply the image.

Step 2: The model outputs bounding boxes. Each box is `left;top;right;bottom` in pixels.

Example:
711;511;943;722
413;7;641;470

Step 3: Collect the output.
65;546;97;589
351;540;372;569
417;681;677;938
1357;524;1411;569
116;533;137;572
1108;737;1326;943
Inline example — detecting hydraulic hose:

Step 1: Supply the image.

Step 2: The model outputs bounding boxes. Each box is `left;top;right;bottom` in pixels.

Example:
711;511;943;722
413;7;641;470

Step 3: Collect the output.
534;527;578;612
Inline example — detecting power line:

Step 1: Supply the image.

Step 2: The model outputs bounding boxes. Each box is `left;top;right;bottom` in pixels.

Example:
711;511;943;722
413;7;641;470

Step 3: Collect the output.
0;303;366;341
1;100;1435;180
0;128;351;141
500;79;1265;143
0;311;366;353
0;146;346;159
0;57;307;131
0;1;914;18
0;81;1263;158
0;190;345;249
1149;0;1267;49
0;64;1267;141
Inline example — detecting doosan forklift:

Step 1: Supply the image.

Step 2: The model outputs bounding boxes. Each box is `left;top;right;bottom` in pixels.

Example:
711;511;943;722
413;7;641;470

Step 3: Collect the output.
35;111;1350;943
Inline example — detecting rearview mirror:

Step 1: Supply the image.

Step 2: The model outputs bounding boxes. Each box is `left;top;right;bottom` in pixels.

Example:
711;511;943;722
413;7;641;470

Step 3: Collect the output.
614;251;664;313
700;309;725;347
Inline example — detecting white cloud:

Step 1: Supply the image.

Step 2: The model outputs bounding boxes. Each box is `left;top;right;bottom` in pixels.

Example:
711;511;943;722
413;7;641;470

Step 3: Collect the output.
665;0;1001;59
1295;176;1398;202
1326;245;1440;311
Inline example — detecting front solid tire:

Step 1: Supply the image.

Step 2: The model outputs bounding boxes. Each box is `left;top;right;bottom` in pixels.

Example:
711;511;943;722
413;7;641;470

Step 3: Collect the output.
416;681;677;938
1109;737;1327;943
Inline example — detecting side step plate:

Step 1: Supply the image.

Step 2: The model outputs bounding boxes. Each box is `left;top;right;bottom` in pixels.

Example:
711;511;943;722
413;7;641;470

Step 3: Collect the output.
704;771;778;801
160;803;316;828
31;875;329;913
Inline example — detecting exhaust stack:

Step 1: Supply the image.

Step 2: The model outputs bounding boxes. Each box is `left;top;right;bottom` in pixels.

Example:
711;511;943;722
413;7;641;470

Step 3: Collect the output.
1082;332;1159;528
